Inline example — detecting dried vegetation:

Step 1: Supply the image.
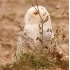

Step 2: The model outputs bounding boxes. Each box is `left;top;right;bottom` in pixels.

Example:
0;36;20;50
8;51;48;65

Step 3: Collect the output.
0;0;69;70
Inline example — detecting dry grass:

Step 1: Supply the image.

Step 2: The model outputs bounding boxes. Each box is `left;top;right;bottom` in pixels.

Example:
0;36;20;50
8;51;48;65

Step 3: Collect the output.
0;0;69;70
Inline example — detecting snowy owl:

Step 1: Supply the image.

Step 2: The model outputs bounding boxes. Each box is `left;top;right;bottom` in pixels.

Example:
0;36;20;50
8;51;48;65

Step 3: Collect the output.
16;6;56;58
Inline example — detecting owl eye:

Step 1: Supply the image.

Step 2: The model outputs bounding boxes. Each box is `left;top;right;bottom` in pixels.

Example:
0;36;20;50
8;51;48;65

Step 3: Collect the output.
34;11;39;15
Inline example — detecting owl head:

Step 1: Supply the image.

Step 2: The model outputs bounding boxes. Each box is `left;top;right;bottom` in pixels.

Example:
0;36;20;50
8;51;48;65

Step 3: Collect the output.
25;6;51;26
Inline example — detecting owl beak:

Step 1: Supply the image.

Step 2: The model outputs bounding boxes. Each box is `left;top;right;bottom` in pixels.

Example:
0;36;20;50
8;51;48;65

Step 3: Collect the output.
40;16;49;23
43;16;49;23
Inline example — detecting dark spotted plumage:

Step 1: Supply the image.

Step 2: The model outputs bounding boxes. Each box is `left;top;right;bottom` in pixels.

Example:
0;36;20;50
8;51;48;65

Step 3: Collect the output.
16;6;57;59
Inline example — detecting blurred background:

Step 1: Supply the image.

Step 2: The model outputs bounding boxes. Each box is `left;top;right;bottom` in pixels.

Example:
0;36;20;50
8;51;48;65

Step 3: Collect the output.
0;0;68;65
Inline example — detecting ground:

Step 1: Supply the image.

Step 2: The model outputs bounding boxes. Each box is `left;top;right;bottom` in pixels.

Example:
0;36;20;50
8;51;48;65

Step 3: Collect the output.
0;0;69;70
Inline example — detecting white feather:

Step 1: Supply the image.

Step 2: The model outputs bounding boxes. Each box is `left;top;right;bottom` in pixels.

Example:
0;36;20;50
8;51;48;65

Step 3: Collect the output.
16;6;56;59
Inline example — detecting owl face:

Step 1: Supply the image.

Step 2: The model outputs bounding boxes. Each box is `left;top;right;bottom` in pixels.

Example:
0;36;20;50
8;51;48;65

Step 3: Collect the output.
25;6;50;25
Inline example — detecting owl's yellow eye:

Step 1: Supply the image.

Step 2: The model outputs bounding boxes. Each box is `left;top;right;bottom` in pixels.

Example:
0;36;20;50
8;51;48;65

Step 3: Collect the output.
34;11;39;15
